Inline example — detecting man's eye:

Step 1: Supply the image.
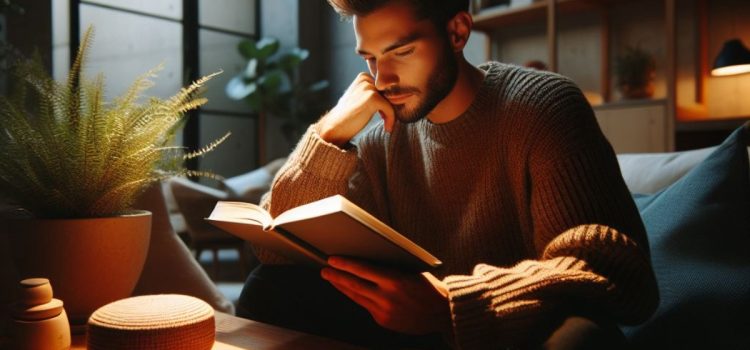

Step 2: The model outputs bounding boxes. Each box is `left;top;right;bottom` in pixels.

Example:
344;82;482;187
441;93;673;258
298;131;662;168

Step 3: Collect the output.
395;48;415;57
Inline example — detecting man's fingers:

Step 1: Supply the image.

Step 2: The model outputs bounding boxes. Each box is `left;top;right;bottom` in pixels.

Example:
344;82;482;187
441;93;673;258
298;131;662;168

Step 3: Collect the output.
355;72;374;84
321;266;379;293
375;100;396;133
328;277;381;311
381;108;395;132
327;256;399;285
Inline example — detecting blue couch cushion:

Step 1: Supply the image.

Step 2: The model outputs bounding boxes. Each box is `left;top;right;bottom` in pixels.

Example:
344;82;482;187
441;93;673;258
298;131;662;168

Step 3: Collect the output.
621;125;750;348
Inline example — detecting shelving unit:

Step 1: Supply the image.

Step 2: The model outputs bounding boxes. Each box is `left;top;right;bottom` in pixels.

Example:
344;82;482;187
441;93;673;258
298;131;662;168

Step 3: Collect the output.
471;0;677;152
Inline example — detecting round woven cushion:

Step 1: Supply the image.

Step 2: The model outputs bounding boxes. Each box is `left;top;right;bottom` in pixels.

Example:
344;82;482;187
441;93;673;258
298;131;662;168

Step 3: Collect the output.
87;294;215;350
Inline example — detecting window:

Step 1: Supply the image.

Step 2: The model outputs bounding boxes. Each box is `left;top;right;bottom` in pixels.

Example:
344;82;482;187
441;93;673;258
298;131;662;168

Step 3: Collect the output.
55;0;260;179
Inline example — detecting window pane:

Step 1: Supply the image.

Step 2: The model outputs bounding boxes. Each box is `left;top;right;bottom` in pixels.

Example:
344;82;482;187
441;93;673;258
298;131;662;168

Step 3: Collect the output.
80;4;182;101
84;0;182;19
199;0;256;35
199;29;252;113
53;0;70;82
199;113;258;179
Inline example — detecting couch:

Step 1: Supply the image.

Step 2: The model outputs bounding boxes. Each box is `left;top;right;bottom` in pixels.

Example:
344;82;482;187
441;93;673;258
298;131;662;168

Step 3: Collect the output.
614;123;750;349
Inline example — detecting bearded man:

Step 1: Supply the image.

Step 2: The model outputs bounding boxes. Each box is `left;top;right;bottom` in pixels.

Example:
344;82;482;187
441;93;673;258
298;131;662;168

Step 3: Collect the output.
237;1;658;348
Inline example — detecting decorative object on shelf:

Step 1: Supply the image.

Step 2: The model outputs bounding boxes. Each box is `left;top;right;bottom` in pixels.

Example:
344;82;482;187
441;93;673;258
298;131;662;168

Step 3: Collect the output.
0;26;227;327
87;294;215;350
615;45;656;99
226;37;329;145
711;38;750;77
9;278;71;350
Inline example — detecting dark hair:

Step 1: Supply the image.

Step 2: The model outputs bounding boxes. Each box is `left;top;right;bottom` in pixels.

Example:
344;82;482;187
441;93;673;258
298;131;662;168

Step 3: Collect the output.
327;0;469;28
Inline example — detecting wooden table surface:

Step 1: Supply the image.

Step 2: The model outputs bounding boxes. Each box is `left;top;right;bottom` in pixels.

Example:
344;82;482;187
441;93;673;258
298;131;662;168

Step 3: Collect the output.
69;311;362;349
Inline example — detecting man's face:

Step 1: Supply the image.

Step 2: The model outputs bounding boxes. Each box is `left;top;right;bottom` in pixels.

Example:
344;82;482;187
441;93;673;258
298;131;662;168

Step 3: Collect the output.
353;2;458;123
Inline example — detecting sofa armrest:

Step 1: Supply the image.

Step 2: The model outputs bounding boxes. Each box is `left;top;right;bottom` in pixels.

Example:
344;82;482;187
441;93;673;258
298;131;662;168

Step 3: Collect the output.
616;147;716;194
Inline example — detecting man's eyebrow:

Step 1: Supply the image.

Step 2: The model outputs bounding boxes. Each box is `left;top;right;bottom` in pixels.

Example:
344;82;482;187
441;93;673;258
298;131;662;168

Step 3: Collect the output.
356;32;423;56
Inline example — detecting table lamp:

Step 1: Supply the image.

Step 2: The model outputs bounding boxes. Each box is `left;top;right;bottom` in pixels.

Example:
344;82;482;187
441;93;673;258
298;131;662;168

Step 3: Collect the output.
712;38;750;76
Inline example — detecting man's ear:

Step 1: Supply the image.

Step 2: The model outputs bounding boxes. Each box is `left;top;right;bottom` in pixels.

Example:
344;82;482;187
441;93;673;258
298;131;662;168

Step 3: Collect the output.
446;11;473;51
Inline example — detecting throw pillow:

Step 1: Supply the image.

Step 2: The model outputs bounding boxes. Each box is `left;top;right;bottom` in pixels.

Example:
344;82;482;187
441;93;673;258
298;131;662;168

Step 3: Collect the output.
621;124;750;349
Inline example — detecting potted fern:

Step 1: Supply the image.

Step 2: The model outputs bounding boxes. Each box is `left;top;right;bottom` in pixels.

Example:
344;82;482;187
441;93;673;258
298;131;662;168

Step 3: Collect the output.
0;28;227;326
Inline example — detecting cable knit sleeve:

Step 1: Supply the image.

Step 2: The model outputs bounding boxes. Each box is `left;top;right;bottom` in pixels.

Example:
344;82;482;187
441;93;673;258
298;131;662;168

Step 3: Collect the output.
445;224;658;349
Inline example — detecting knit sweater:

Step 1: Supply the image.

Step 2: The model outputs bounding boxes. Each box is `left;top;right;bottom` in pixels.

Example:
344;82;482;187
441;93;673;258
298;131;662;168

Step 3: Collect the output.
258;62;659;349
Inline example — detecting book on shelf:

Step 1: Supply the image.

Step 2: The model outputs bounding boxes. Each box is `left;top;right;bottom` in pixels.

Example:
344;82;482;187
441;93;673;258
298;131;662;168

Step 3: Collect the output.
206;194;442;272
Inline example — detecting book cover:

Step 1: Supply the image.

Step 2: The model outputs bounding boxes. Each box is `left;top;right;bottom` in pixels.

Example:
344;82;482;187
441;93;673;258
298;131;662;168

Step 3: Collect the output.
206;195;442;271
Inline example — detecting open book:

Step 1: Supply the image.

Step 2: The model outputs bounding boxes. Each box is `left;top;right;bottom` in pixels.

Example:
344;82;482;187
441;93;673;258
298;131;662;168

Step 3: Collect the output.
206;195;442;271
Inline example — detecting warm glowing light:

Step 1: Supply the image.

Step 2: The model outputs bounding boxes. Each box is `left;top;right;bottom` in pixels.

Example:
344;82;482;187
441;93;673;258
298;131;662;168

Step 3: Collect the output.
711;64;750;77
712;39;750;77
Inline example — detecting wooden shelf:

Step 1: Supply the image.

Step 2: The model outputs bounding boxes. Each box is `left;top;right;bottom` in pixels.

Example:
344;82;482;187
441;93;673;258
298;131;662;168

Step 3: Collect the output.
592;98;667;111
473;2;548;31
472;0;678;151
474;0;619;32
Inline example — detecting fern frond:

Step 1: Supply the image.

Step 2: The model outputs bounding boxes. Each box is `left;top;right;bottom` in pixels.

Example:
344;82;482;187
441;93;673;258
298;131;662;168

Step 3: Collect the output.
114;63;161;122
167;70;222;109
67;26;93;93
184;131;231;159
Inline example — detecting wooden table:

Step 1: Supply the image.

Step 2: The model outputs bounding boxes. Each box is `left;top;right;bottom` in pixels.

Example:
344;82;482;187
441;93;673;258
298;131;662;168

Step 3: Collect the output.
69;312;362;349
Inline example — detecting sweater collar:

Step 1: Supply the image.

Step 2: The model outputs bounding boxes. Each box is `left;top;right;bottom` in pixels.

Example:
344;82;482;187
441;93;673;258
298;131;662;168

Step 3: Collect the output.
416;63;499;144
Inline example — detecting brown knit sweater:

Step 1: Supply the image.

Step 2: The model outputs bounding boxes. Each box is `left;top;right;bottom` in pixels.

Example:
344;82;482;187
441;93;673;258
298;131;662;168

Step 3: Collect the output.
258;62;659;349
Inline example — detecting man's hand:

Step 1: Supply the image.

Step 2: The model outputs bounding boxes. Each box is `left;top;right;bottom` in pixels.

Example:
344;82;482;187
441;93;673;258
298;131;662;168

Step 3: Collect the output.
321;256;452;335
317;73;395;147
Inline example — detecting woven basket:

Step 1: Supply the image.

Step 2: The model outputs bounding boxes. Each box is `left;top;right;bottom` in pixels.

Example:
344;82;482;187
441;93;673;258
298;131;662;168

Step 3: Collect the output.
87;294;215;350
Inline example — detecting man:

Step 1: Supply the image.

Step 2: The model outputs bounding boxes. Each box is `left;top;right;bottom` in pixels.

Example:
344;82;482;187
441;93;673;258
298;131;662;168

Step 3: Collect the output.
237;0;659;348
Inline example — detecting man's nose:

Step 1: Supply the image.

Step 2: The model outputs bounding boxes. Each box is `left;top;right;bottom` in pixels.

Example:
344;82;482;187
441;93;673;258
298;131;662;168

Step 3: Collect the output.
374;62;398;91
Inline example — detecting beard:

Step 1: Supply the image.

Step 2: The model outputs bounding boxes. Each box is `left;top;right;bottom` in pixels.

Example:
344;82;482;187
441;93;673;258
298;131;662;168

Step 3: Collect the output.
384;41;459;124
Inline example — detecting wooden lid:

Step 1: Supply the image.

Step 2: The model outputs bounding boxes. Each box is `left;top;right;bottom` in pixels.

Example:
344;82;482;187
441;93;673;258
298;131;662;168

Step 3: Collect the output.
87;294;215;350
11;278;64;321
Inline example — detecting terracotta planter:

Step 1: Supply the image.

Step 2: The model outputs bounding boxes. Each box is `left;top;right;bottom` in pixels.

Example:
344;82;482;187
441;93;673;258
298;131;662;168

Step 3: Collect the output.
6;211;151;325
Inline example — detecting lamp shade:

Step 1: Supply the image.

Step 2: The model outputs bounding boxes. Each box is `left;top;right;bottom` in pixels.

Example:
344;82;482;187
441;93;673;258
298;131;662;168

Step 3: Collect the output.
712;39;750;76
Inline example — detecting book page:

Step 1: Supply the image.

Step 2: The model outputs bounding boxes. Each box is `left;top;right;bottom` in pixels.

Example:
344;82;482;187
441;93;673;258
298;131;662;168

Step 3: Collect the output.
272;195;343;226
207;201;274;228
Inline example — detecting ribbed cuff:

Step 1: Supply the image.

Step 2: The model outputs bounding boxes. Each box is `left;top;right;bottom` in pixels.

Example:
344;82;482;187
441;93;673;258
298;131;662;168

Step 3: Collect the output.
289;125;359;181
445;267;498;349
444;258;609;349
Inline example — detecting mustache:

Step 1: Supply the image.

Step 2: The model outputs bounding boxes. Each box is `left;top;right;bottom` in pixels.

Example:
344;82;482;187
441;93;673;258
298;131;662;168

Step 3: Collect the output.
381;86;420;97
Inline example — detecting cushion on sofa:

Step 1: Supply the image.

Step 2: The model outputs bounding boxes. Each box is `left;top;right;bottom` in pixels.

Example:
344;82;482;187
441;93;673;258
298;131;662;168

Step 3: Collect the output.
621;124;750;348
616;147;716;194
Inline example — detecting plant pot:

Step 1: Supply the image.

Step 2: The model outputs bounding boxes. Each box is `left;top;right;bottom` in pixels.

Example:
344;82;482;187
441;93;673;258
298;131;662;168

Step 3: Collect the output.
619;81;655;100
6;211;151;326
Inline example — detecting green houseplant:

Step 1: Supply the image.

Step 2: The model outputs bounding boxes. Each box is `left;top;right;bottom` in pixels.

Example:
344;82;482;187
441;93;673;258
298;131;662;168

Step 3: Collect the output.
0;27;227;325
615;45;656;99
225;37;328;151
